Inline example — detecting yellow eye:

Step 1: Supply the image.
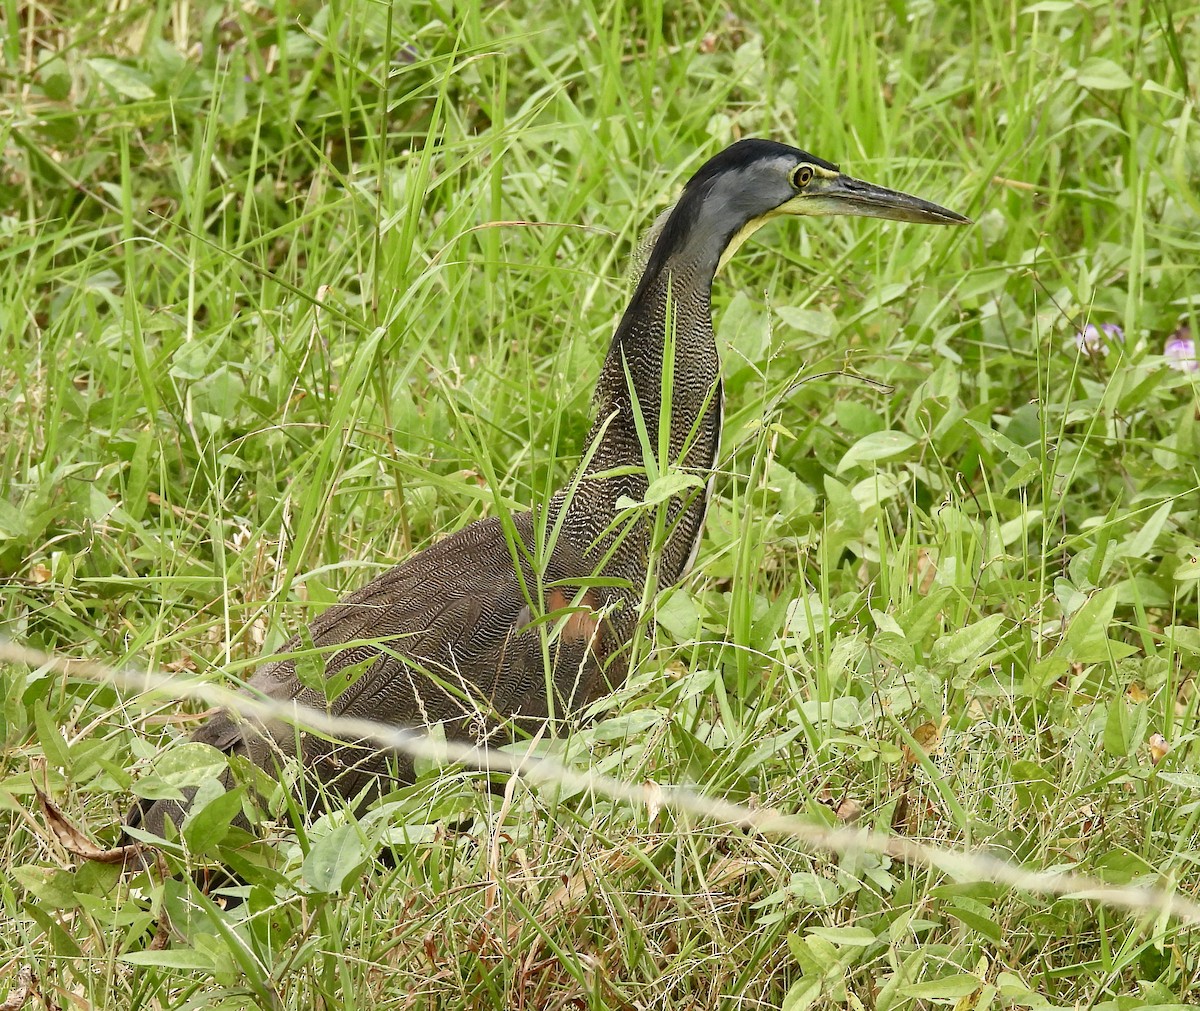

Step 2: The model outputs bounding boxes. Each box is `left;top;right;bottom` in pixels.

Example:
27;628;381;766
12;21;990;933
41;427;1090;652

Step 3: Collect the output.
792;165;814;188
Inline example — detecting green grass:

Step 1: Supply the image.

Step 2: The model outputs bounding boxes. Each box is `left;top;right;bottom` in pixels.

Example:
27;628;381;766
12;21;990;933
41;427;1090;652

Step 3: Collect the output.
2;0;1200;1007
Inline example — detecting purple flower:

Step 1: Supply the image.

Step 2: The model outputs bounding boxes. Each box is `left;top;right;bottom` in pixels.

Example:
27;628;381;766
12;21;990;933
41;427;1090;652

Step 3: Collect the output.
1164;325;1198;373
1075;322;1124;356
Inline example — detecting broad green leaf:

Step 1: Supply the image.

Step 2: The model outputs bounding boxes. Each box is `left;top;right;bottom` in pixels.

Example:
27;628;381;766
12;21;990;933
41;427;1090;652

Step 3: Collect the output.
837;431;917;473
859;282;909;313
168;333;224;380
0;498;29;540
33;706;71;772
326;653;377;705
999;509;1043;546
965;419;1033;466
1062;587;1137;662
1102;698;1131;757
615;470;704;511
589;710;665;742
947;899;1003;944
805;926;878;946
1158;773;1200;790
148;742;229;788
87;58;156;100
302;823;365;894
834;399;884;436
125;429;153;522
1173;553;1200;582
1164;625;1200;658
1119;500;1172;559
1075;57;1133;90
776;306;836;339
902;973;985;999
293;625;327;696
781;977;821;1011
183;784;246;852
931;614;1006;668
379;823;439;847
1011;759;1054;809
850;472;904;509
655;588;702;641
122;949;219;970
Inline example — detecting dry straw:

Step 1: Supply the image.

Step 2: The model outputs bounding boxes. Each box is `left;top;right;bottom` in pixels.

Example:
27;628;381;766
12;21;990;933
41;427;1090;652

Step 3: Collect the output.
2;637;1196;924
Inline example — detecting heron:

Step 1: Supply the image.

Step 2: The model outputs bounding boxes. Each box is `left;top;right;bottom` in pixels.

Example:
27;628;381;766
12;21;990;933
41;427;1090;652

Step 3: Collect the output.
128;139;968;837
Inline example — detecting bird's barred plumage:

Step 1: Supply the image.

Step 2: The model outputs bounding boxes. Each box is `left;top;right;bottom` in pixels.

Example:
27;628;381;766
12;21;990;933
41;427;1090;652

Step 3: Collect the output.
128;139;967;838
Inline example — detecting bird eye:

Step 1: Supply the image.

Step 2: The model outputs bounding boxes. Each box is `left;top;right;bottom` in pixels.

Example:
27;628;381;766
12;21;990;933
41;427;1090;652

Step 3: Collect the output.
792;165;815;188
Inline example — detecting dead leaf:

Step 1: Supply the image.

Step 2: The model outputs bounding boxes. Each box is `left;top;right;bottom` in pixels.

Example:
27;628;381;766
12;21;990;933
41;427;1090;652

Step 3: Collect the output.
0;966;34;1011
1149;732;1170;765
915;549;937;594
834;797;862;823
665;660;688;681
903;719;944;763
643;779;664;826
505;845;647;944
35;786;140;864
707;856;758;888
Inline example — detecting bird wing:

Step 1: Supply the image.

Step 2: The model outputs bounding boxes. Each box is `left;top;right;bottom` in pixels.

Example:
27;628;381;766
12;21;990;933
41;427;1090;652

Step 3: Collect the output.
129;511;623;832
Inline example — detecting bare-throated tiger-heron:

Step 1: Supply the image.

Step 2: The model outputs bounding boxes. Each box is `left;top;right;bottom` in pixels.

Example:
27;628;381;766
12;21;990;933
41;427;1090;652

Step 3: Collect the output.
128;139;969;838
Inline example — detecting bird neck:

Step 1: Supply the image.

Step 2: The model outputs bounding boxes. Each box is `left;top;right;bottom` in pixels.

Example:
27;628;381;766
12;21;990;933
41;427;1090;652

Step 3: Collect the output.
582;183;756;476
559;239;724;589
588;250;722;479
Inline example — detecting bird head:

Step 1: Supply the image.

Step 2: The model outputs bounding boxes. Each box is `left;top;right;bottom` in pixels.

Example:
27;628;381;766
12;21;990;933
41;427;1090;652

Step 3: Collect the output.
640;139;970;280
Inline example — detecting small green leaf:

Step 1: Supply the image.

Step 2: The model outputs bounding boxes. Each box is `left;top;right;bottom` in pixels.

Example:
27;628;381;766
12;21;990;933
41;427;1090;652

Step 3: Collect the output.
1063;587;1137;662
640;470;705;507
805;926;878;946
837;431;917;473
834;400;884;436
1158;773;1200;790
1119;500;1172;559
0;498;29;540
1103;698;1131;757
1074;57;1133;90
776;306;836;339
947;898;1003;944
122;948;219;970
33;706;72;773
781;977;821;1011
1173;552;1200;582
326;653;377;705
148;742;229;788
168;334;223;380
293;625;327;696
931;614;1006;668
125;429;153;522
964;419;1033;466
302;822;365;894
183;784;246;852
1164;625;1200;658
1012;759;1054;809
655;588;702;641
901;973;984;999
87;58;156;100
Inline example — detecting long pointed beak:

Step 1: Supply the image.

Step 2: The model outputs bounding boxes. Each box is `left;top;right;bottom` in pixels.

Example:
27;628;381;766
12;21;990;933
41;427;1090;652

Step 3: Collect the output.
820;174;971;226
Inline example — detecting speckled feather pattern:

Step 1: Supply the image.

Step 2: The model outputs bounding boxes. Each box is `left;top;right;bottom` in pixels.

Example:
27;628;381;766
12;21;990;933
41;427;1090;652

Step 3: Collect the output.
128;141;792;837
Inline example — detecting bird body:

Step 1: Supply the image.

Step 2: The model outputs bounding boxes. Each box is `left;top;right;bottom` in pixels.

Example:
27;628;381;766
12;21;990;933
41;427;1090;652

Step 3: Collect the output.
129;140;968;837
